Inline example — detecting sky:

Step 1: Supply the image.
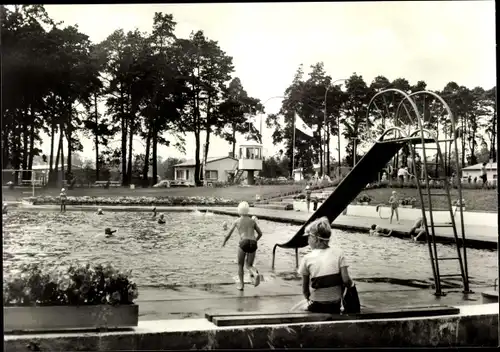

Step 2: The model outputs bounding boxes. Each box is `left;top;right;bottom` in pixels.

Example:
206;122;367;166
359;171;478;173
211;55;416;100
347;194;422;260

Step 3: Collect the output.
41;1;496;163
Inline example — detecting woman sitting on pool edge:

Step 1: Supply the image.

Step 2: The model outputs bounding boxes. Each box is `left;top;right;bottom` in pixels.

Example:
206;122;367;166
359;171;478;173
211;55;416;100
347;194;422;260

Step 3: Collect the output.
297;216;353;314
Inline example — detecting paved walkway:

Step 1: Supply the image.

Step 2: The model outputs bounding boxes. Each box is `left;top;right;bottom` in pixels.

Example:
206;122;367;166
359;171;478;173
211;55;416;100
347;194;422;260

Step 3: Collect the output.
15;203;498;249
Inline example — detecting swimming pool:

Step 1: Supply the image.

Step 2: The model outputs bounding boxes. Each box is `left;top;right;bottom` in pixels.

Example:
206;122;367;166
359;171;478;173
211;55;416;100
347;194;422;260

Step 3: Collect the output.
2;210;497;287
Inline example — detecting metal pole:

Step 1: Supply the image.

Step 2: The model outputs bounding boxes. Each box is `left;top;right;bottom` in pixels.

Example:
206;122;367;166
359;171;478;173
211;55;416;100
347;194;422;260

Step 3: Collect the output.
324;86;329;178
338;114;341;177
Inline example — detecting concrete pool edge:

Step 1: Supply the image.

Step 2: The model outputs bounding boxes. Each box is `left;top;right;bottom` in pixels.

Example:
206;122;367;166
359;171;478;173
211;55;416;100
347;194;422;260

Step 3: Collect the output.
13;203;498;250
4;304;498;349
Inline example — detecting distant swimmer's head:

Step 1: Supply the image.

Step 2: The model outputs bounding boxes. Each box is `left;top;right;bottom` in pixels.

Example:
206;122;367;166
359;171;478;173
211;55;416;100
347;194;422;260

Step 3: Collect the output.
237;201;250;216
371;224;377;230
104;228;116;236
305;216;331;249
61;188;66;192
97;208;103;215
222;222;228;230
159;214;165;219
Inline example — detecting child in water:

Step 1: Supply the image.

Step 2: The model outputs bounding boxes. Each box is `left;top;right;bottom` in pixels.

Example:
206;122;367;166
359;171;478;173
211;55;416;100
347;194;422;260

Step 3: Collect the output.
369;224;393;237
222;201;263;290
152;207;157;218
158;214;166;224
60;188;67;213
96;208;104;215
388;191;400;224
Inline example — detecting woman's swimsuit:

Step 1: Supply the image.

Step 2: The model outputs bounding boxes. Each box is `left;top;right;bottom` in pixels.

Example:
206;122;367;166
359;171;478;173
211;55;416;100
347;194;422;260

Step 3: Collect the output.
239;238;258;253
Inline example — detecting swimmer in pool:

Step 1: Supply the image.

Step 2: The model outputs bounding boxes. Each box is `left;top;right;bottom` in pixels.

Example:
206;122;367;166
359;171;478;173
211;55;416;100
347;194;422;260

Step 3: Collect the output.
369;224;393;237
222;222;228;231
104;228;116;237
3;202;7;214
96;208;103;215
222;201;263;290
152;207;157;218
158;214;166;224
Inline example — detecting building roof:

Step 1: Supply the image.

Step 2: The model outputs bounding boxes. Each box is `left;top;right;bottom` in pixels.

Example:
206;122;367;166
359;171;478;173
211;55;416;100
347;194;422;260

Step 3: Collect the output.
463;162;497;171
174;156;237;167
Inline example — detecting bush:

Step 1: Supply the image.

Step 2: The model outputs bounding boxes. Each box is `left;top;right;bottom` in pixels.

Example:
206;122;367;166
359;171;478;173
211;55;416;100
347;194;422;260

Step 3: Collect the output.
26;195;239;207
356;193;372;203
364;180;497;190
3;263;138;307
401;197;417;206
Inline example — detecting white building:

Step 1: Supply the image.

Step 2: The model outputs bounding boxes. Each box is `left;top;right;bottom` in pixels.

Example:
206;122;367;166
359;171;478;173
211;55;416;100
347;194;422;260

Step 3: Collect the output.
462;162;497;183
173;156;238;184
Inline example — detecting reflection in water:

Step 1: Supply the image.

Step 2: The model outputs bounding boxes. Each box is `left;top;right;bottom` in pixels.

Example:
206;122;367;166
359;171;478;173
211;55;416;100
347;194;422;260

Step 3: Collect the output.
2;210;497;287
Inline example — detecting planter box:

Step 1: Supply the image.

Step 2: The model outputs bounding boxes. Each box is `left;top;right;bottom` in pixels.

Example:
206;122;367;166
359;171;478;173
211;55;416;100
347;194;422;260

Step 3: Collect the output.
4;304;138;332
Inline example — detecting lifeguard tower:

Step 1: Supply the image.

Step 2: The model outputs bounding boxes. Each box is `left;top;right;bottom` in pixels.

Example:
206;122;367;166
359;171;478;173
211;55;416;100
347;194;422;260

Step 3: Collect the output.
234;143;263;185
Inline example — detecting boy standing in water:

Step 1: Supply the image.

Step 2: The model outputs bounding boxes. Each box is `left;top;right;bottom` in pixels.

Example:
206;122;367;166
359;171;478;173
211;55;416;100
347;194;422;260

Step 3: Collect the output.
388;191;400;224
222;201;263;290
60;188;67;213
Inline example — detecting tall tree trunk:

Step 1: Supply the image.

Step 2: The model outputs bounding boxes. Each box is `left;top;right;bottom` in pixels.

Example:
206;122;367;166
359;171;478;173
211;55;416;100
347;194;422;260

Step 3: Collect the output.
94;92;100;181
326;122;331;176
121;91;128;185
460;115;466;167
54;129;62;187
28;119;35;179
127;119;134;185
491;109;497;162
231;122;236;157
152;121;158;185
60;125;65;186
142;127;151;183
22;119;28;179
2;120;10;168
319;127;323;176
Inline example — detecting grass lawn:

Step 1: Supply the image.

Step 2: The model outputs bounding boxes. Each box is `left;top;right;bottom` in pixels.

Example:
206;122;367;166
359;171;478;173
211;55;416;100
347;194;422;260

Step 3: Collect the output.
360;188;497;213
2;184;306;203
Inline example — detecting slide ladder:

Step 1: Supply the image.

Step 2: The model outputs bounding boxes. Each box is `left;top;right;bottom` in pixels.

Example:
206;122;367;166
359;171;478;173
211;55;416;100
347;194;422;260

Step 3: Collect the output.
410;131;470;296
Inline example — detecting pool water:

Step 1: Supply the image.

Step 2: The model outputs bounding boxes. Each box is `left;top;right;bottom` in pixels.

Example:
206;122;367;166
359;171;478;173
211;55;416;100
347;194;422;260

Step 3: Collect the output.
2;210;497;288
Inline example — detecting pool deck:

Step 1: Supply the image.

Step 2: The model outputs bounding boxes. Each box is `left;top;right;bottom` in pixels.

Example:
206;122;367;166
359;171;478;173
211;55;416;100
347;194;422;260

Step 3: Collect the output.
135;278;496;321
14;203;498;249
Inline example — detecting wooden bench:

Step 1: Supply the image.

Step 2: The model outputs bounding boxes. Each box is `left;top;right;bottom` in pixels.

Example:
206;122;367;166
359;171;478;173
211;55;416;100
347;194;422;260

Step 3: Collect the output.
205;305;460;327
93;181;121;188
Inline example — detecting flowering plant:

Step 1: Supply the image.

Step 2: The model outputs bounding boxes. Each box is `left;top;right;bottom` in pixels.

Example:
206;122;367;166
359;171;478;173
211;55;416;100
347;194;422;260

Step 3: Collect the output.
3;263;138;307
401;197;417;206
27;195;238;207
356;194;372;204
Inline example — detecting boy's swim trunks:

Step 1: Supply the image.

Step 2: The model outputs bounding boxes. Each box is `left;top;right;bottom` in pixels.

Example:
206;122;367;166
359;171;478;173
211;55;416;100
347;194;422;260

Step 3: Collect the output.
239;239;258;253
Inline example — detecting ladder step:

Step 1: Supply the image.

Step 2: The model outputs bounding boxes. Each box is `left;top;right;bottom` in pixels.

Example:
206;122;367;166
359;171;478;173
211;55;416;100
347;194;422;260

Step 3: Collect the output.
440;274;464;278
430;224;455;228
437;257;460;261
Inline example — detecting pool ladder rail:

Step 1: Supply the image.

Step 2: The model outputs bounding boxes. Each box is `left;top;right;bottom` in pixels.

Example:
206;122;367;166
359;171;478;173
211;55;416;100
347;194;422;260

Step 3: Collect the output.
410;136;471;297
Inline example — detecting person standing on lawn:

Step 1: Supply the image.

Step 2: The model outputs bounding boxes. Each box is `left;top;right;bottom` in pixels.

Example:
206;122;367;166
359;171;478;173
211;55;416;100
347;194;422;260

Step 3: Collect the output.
305;184;312;212
480;162;488;188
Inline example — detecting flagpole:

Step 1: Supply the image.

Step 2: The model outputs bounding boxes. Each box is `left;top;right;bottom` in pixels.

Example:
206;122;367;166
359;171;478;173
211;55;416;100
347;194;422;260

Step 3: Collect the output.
292;113;296;179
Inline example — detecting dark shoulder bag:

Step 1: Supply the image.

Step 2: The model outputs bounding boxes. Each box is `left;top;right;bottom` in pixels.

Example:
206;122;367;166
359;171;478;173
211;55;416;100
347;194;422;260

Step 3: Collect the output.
339;257;361;314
